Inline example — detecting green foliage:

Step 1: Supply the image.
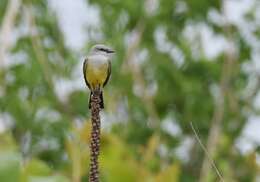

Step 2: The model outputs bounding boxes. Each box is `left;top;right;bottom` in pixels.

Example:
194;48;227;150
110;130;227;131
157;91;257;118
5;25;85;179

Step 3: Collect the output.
0;0;259;181
0;151;21;181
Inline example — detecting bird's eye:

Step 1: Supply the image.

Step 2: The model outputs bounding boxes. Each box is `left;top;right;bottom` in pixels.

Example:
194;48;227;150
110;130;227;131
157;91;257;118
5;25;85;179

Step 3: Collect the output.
98;48;105;52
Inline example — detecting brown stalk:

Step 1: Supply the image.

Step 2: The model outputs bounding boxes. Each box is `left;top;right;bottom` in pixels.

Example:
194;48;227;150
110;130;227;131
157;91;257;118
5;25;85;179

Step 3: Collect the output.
88;88;102;182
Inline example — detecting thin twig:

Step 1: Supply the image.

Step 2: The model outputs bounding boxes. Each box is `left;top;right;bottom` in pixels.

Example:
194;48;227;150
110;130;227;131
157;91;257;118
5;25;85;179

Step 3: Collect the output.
0;0;21;68
26;5;53;89
190;122;224;182
0;0;21;99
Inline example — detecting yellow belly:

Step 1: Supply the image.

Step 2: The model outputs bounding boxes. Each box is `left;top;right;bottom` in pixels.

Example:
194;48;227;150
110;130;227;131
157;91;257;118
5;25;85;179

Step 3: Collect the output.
86;64;108;89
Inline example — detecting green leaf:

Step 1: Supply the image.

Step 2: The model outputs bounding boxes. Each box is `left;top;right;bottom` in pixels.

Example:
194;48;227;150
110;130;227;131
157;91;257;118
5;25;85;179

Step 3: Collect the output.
0;151;21;182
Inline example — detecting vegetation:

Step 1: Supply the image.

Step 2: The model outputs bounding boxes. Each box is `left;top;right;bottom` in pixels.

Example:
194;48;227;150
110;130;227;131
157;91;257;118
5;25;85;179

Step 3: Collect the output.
0;0;259;181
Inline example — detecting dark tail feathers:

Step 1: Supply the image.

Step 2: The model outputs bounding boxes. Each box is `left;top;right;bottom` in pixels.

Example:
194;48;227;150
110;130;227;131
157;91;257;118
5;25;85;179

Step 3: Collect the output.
88;91;104;109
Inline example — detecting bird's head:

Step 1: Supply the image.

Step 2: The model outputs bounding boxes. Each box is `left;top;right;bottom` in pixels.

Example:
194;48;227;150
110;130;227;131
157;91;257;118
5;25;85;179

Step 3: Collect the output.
90;44;115;57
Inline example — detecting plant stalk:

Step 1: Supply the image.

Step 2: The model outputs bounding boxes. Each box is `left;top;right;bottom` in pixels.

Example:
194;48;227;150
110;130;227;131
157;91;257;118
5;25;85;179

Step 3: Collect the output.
89;88;101;182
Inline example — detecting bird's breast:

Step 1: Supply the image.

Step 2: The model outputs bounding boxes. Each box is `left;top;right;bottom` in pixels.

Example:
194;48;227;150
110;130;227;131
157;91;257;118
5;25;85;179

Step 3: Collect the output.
88;55;108;69
85;55;109;88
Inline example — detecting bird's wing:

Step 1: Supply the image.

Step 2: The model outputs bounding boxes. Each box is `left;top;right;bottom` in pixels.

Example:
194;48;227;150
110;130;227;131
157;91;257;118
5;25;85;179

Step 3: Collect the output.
103;60;111;87
83;58;91;89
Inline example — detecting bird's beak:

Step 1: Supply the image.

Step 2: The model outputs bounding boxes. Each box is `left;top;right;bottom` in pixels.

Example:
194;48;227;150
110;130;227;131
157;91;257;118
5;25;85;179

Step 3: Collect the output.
107;49;115;53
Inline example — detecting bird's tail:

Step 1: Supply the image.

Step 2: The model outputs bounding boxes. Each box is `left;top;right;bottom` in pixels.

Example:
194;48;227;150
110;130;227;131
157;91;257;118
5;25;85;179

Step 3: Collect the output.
88;91;104;109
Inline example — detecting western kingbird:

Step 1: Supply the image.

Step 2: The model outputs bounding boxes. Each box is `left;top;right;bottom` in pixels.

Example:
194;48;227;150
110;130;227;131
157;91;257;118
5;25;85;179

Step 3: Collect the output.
83;44;114;109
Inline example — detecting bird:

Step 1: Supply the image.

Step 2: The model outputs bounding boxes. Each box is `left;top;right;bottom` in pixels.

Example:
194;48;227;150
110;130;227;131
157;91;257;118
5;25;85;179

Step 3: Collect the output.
83;44;115;109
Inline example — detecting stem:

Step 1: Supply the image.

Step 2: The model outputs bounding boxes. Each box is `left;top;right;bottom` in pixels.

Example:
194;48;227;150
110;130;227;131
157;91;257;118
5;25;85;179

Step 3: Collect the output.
190;122;224;181
199;1;235;181
89;89;101;182
121;20;159;128
0;0;21;68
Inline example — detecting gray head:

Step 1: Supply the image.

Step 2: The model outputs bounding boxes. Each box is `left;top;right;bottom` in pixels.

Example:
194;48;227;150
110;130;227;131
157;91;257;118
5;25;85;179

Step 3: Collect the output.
90;44;115;56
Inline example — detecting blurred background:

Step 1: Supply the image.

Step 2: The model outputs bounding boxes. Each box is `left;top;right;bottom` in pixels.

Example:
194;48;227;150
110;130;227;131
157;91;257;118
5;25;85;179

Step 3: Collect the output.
0;0;260;181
